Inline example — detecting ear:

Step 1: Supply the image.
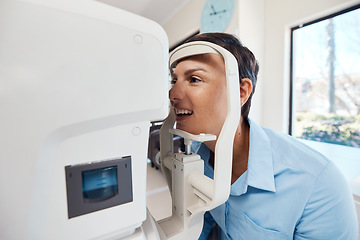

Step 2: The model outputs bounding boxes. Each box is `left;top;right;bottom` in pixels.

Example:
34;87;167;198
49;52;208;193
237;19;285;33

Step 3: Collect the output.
240;78;253;107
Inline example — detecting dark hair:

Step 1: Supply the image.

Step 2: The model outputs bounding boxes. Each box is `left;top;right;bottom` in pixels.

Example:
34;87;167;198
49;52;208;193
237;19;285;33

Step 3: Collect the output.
185;33;259;120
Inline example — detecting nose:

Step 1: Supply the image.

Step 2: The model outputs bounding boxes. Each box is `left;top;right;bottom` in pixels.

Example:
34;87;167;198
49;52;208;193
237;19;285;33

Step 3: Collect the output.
169;81;185;103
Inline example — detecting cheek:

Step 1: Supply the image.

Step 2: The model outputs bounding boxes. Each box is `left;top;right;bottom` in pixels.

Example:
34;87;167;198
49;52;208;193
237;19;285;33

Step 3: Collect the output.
212;90;228;126
209;83;227;114
195;86;228;132
212;84;228;118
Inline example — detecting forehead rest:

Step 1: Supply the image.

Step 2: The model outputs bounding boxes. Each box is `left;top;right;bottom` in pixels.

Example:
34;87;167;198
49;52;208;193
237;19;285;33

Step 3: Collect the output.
169;41;222;71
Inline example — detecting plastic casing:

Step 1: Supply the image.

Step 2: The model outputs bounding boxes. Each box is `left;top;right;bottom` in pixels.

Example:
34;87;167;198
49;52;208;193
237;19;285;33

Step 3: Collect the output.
158;41;241;239
0;0;168;239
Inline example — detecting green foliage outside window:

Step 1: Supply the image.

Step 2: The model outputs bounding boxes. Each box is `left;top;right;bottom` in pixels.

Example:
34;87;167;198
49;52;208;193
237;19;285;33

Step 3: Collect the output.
295;113;360;148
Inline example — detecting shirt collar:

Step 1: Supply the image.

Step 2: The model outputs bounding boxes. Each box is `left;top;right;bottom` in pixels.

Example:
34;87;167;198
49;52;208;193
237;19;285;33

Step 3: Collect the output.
231;118;276;195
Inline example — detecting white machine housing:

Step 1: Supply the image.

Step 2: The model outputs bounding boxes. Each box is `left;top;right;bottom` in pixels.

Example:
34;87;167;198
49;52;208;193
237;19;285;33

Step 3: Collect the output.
0;0;168;239
1;1;242;239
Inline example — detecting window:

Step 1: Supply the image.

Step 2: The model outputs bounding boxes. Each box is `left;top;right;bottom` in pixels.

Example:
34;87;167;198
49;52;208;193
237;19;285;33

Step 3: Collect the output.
290;5;360;149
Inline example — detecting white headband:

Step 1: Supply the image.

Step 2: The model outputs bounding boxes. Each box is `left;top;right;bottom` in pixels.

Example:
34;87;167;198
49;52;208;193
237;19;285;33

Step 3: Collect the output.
169;41;221;69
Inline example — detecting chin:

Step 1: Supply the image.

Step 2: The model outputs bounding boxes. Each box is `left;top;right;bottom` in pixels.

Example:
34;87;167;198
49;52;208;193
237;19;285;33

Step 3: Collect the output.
176;125;195;134
176;125;208;136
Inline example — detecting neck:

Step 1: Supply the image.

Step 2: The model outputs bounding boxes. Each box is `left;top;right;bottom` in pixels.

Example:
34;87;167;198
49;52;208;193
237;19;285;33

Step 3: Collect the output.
205;118;250;184
231;119;250;184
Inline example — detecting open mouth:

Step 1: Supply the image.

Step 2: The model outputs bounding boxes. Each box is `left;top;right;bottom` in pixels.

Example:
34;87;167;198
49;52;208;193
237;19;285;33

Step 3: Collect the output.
174;108;193;117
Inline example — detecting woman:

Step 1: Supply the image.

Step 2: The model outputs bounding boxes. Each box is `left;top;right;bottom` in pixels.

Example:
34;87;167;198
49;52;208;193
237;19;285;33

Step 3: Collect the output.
169;33;358;239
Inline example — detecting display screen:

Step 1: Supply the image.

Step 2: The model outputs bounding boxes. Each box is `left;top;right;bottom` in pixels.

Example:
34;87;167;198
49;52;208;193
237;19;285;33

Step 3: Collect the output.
65;156;132;218
82;166;119;202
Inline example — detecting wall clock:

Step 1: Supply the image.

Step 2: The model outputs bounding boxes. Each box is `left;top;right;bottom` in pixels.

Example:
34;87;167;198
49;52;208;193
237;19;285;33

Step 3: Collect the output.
200;0;235;33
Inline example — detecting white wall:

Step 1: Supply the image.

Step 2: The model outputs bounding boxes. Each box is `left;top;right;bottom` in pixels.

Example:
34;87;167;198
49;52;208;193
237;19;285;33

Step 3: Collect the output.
237;0;265;125
163;0;205;48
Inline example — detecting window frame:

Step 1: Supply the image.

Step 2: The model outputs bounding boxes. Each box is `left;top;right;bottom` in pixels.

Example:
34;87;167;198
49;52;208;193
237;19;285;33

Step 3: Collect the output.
288;3;360;135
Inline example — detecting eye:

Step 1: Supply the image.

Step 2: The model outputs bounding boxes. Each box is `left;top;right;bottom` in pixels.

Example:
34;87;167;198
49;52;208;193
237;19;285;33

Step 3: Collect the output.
170;78;177;85
189;76;201;83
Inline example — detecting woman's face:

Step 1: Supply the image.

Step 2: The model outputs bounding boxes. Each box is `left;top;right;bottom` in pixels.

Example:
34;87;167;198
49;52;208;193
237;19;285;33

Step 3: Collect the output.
169;53;227;137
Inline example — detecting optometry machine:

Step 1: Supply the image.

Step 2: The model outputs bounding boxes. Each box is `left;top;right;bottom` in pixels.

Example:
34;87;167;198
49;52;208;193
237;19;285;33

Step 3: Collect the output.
0;0;240;239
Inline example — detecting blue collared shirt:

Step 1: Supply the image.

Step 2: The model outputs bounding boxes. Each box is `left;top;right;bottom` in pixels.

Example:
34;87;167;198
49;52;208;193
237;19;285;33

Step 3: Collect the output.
195;119;358;239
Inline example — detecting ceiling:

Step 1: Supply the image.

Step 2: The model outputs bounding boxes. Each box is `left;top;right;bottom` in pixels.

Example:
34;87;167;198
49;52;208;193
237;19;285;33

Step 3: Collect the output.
98;0;192;25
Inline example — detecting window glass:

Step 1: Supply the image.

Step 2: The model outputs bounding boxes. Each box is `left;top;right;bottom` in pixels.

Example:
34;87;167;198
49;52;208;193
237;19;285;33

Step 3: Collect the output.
291;6;360;148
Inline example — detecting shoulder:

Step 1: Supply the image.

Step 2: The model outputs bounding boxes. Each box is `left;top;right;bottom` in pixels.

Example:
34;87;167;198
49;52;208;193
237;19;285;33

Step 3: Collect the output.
253;123;357;238
294;160;358;238
250;120;349;205
260;124;330;178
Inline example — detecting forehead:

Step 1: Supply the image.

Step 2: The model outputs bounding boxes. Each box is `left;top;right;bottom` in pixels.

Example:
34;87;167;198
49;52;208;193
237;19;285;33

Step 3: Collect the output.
171;53;224;75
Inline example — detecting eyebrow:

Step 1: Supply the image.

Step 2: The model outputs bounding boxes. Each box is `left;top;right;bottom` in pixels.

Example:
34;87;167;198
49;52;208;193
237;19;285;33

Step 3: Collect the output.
184;68;206;76
172;68;206;78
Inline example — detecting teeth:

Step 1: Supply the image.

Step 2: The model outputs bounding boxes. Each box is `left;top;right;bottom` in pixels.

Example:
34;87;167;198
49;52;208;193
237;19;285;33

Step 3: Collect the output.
175;109;193;115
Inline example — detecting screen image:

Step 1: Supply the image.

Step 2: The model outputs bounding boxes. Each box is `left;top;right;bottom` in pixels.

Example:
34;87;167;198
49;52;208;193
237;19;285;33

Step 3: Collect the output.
82;166;119;202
